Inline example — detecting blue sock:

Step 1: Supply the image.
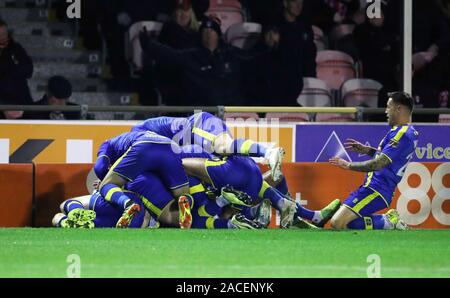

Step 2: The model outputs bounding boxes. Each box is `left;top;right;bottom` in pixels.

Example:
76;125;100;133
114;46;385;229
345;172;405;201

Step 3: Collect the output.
263;186;285;211
198;201;222;217
230;139;267;157
241;205;259;220
295;202;315;221
63;200;84;214
347;215;389;230
275;176;290;196
100;183;130;209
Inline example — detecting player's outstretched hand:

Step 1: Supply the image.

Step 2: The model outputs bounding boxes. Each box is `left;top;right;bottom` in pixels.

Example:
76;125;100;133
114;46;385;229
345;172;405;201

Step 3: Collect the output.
344;138;368;154
329;156;350;170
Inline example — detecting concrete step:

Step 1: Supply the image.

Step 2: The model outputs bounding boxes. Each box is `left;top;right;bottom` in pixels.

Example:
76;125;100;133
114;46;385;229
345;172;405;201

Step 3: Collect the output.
0;0;48;8
13;34;80;50
28;78;109;93
27;48;102;64
0;8;53;24
30;91;139;120
33;62;104;78
9;21;73;36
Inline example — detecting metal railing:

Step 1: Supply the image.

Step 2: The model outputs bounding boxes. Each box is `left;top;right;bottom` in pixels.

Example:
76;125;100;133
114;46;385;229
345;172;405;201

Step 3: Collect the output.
0;105;449;121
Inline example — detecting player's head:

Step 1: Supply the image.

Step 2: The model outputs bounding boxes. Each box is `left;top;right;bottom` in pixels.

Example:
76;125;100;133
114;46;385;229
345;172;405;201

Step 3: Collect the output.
386;91;414;126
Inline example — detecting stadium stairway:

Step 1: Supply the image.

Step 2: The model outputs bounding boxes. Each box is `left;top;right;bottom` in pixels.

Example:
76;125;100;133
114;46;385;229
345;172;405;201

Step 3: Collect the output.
0;0;138;120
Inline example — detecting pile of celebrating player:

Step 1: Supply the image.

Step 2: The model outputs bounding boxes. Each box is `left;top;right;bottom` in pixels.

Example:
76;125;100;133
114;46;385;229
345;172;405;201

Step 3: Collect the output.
52;92;417;231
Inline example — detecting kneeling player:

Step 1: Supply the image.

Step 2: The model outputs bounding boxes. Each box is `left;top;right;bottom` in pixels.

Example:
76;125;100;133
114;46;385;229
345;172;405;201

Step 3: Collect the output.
328;92;416;230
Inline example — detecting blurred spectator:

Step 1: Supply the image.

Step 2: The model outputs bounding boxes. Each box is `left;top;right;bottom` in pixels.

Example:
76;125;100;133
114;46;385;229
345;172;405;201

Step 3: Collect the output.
140;16;250;106
303;0;362;34
159;0;201;49
23;76;83;120
0;19;34;119
263;0;316;105
156;0;202;105
410;0;450;121
248;25;300;106
354;2;400;106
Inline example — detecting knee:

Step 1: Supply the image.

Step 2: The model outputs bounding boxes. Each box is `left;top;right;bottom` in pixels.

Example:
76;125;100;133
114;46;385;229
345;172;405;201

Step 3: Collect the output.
330;215;348;230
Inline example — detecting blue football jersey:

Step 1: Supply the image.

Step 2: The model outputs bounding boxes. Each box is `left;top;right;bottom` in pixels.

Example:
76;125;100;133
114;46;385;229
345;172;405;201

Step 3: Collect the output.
131;116;190;140
363;125;419;202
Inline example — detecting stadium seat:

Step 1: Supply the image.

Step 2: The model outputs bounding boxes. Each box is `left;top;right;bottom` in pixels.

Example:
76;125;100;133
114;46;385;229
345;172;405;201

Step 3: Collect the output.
125;21;163;73
224;112;259;121
225;22;261;50
207;0;245;33
341;79;382;108
297;77;332;107
265;112;310;122
316;50;356;90
312;25;327;51
439;114;450;123
315;113;356;122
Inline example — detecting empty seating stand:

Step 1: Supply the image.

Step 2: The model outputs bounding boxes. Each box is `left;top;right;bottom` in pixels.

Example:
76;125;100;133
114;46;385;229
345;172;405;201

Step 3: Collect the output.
316;50;356;91
341;78;382;108
297;77;332;107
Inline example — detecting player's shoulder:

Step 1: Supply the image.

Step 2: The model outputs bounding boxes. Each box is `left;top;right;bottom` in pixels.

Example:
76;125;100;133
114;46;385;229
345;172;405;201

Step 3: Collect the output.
388;125;418;148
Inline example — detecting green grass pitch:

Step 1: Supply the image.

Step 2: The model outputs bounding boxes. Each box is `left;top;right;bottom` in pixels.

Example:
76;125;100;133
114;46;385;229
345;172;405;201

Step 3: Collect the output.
1;228;450;278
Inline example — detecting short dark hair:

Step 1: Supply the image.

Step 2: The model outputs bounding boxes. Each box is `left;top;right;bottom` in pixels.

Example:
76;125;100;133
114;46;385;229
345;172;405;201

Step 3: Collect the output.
388;91;414;113
0;19;7;27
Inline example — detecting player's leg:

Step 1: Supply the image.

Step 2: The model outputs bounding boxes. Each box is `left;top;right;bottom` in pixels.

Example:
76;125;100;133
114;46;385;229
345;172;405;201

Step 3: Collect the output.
214;133;285;181
331;187;402;230
52;213;68;227
59;195;96;227
258;181;296;228
263;171;291;198
191;112;284;181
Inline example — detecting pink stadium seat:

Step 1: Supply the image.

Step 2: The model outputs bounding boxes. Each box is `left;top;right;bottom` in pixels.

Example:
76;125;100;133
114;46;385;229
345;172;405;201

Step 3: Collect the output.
207;0;245;33
297;77;332;107
265;112;310;122
341;79;382;108
439;114;450;123
315;113;356;122
225;22;262;49
312;25;327;51
126;21;163;72
316;50;356;90
224;112;260;121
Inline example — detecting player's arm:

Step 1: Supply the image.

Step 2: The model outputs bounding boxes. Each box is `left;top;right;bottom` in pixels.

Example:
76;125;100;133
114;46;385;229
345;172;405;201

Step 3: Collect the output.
182;158;214;186
329;154;391;172
344;138;377;157
93;140;111;180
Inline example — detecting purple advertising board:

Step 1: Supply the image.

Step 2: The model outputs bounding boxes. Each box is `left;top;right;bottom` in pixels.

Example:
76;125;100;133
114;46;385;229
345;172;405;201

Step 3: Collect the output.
295;123;450;162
